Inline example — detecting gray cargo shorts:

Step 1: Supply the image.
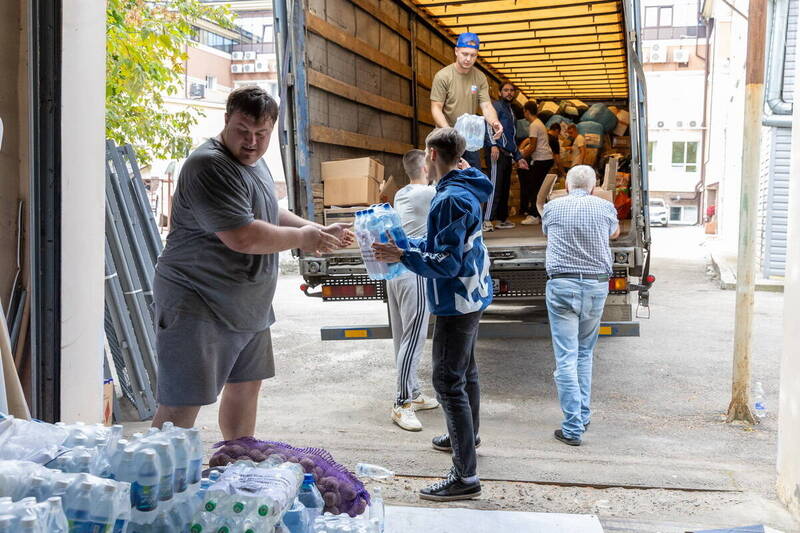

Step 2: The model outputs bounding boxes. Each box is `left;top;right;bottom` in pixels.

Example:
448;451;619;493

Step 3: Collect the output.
155;305;275;406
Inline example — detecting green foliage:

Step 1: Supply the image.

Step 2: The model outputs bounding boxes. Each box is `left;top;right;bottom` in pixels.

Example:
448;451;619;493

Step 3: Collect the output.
106;0;232;165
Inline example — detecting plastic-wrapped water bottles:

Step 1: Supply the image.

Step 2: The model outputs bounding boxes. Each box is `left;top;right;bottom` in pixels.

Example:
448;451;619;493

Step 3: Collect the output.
298;473;325;526
0;460;131;532
354;204;410;280
190;461;304;533
454;113;488;152
312;512;382;533
0;495;68;533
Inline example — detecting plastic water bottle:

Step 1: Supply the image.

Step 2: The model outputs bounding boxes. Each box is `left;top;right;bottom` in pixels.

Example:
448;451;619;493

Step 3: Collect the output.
171;434;190;493
187;428;204;485
454;113;487;152
65;481;94;530
89;483;116;531
369;486;384;533
753;382;767;419
281;499;308;533
298;473;325;525
133;449;161;512
19;515;37;532
154;441;175;502
355;463;394;480
381;203;409;249
0;515;14;533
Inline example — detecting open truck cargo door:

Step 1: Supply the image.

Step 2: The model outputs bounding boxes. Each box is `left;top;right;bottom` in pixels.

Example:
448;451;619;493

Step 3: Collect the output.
275;0;652;340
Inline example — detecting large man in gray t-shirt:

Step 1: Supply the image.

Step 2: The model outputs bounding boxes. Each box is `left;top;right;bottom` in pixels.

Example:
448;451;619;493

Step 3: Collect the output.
152;86;353;439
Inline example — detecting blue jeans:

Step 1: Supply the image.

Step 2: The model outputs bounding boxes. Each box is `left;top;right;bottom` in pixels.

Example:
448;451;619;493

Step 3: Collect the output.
545;278;609;439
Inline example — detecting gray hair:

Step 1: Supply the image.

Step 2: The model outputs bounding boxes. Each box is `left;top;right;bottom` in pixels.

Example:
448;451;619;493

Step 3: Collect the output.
566;165;597;192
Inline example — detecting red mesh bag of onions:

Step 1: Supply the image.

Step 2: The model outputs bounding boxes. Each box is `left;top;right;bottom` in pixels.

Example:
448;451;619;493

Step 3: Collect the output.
209;437;370;516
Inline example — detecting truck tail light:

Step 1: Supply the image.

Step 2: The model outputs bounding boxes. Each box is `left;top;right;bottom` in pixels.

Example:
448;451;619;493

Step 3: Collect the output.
609;276;628;292
322;284;378;298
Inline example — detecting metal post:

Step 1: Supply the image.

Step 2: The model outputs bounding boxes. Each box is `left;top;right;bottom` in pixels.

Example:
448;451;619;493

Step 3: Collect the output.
727;0;767;424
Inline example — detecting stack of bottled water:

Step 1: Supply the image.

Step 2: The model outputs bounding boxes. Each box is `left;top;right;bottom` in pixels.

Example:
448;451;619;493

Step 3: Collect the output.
0;495;69;532
107;423;205;531
354;203;410;280
310;512;382;533
189;460;304;533
0;460;131;532
280;473;325;533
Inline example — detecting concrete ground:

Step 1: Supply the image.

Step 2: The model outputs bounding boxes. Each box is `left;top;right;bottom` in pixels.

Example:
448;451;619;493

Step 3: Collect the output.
127;226;799;532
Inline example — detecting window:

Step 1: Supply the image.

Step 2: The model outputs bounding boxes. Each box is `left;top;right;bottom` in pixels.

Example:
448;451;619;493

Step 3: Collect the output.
647;141;656;172
205;76;216;90
671;141;698;172
644;5;674;27
669;205;698;223
190;25;239;53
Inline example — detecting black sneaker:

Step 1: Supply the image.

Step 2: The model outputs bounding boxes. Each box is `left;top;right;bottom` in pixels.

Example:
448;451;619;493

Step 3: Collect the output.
554;429;581;446
419;469;481;501
431;433;481;452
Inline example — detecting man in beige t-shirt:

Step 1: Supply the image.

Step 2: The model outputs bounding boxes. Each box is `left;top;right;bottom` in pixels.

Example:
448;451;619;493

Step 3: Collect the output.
431;32;502;169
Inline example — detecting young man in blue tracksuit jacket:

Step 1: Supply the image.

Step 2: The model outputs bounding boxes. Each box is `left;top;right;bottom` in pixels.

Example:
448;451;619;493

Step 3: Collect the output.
373;127;493;502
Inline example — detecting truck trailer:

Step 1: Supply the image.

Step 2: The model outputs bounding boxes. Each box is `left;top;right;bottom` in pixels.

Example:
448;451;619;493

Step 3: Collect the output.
274;0;654;340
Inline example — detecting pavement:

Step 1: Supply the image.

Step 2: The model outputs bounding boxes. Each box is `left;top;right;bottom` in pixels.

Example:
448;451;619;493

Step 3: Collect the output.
125;226;799;532
704;236;785;292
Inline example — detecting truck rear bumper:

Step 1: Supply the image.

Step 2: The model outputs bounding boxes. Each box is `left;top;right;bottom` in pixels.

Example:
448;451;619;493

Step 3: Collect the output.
320;320;640;340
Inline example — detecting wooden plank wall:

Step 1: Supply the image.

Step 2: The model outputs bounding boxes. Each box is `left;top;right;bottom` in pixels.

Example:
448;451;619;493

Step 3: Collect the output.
304;0;503;220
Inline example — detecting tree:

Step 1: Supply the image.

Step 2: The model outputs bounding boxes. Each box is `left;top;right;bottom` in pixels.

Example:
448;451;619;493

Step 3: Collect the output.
106;0;232;166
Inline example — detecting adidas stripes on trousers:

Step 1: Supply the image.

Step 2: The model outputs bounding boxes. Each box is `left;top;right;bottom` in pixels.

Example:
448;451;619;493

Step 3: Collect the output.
387;273;431;406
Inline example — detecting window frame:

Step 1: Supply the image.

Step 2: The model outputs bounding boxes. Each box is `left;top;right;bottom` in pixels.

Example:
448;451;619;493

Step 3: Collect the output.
671;140;698;173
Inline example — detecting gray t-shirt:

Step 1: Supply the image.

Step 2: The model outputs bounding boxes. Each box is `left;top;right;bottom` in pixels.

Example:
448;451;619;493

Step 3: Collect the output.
154;138;279;332
393;184;436;239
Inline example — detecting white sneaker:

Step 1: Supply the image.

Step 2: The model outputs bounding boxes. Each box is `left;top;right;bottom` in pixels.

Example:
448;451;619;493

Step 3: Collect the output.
412;393;440;411
495;220;515;230
520;215;540;225
392;403;423;431
482;221;494;232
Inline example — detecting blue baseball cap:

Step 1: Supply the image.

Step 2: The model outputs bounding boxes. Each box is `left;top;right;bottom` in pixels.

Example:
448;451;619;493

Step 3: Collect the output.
456;32;480;49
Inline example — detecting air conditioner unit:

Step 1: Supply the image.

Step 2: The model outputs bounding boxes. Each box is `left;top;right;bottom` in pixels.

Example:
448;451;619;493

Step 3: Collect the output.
244;63;255;73
648;50;667;63
232;51;244;60
651;43;663;51
673;49;690;64
189;82;205;99
244;51;257;60
657;121;665;128
231;64;243;73
255;60;268;72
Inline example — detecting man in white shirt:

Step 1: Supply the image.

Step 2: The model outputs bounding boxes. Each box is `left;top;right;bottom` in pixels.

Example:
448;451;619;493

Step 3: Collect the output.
387;149;440;431
519;101;554;225
566;124;586;168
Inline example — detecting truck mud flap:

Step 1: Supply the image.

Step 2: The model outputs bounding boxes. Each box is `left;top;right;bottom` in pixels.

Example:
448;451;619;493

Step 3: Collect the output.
321;321;640;340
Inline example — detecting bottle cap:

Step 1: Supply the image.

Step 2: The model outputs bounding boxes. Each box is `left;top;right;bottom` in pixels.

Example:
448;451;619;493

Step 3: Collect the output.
258;504;269;516
233;501;245;513
205;500;216;512
190;525;203;533
303;473;315;484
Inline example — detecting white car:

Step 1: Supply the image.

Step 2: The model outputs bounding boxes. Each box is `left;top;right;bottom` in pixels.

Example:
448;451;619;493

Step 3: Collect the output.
649;198;669;227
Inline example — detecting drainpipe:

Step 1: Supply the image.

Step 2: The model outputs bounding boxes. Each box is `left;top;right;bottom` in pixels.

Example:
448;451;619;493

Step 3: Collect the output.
765;0;793;116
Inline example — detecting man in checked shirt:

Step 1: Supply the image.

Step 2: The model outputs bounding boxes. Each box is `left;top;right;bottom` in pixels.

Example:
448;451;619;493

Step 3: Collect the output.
541;165;620;447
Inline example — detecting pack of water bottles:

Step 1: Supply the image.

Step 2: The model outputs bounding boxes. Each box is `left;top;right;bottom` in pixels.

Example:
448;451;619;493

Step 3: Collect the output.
0;494;69;532
103;423;205;532
0;460;131;532
189;460;304;533
353;203;409;280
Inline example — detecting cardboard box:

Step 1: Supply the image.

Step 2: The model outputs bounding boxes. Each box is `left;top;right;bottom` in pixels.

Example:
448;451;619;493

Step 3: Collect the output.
322;157;384;207
379;175;401;205
322;157;384;181
323;175;380;206
323;207;361;249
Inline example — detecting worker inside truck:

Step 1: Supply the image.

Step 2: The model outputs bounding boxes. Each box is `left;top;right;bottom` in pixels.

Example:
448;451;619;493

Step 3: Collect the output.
430;32;503;169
